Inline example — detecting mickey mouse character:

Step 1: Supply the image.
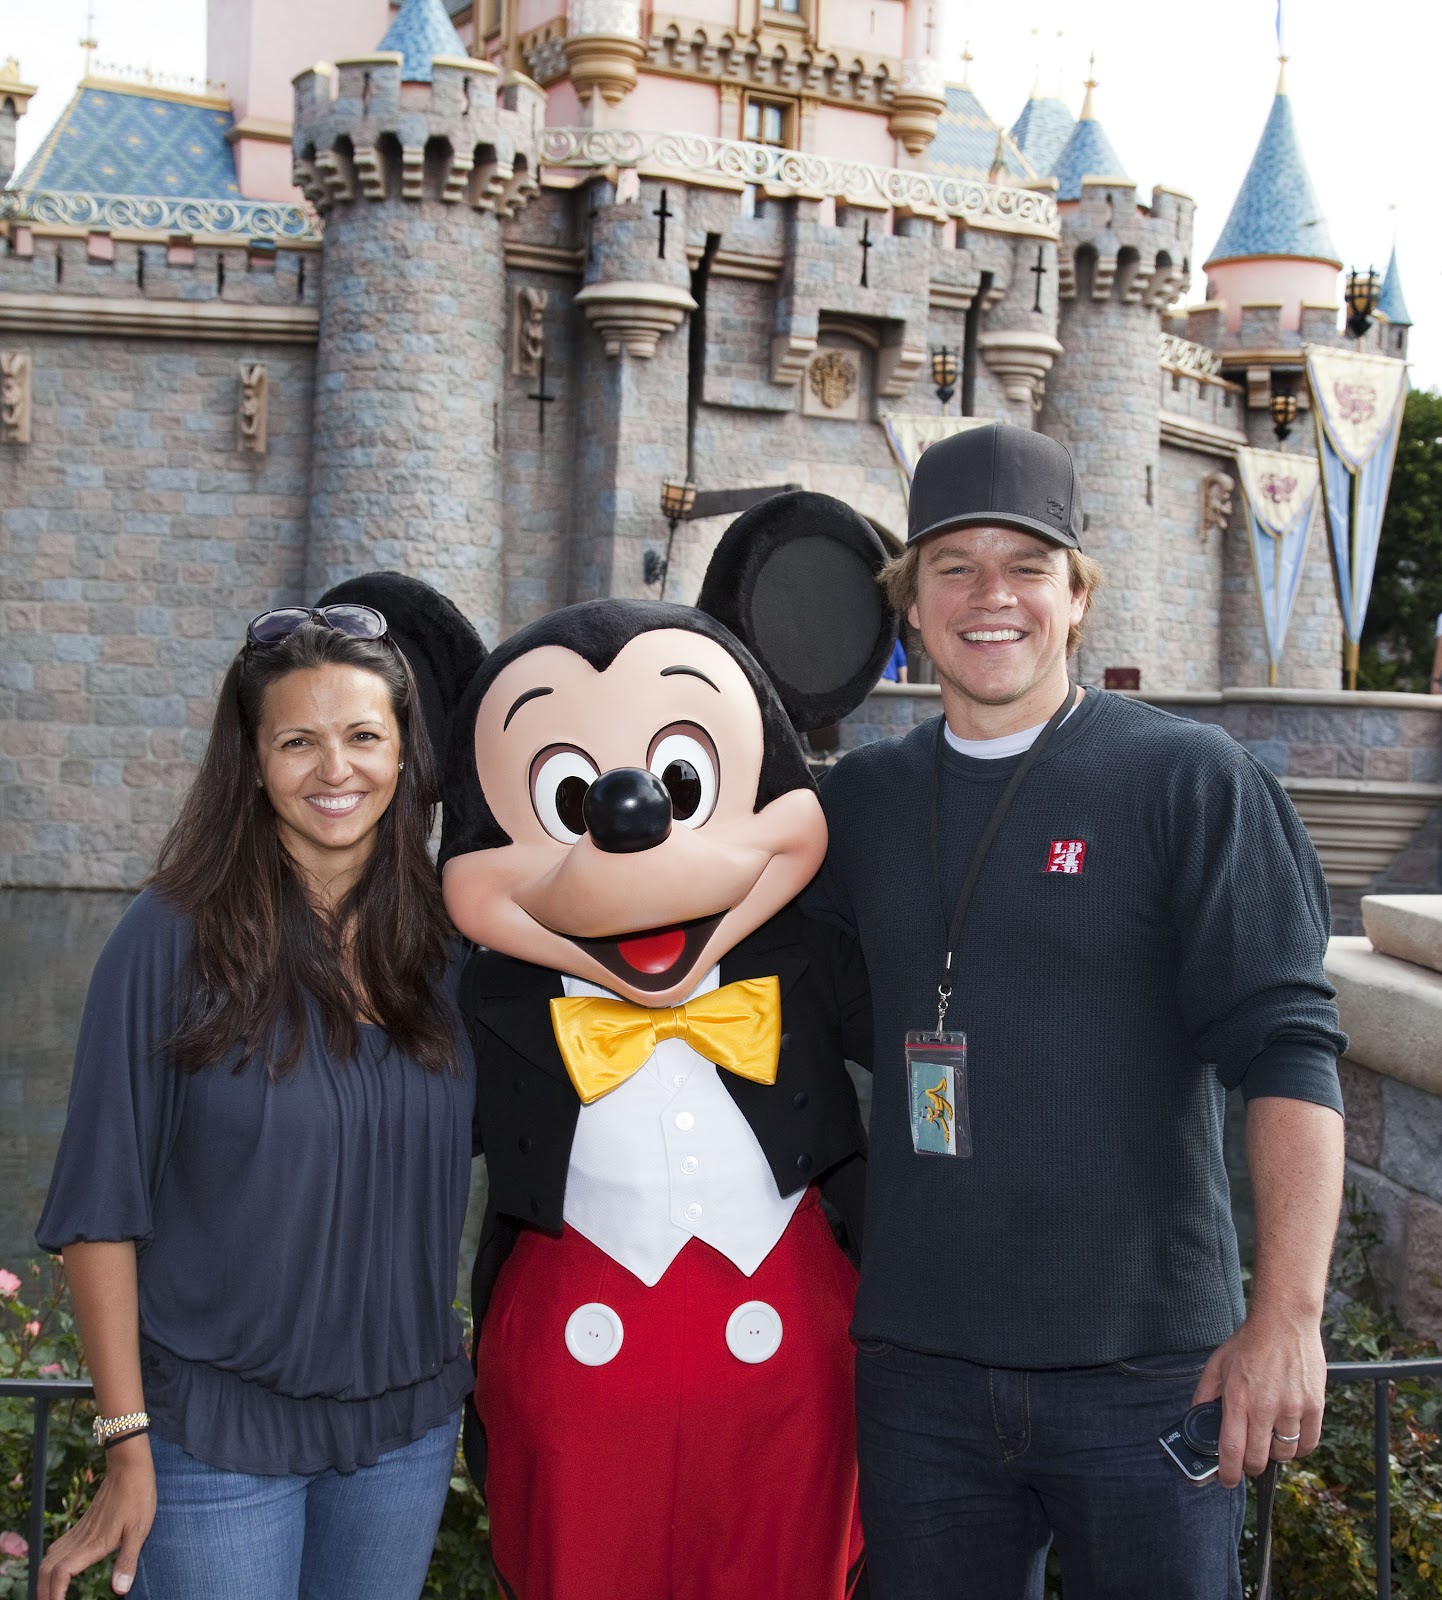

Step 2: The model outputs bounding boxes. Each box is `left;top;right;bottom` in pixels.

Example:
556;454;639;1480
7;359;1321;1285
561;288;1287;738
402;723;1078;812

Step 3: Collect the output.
327;495;894;1600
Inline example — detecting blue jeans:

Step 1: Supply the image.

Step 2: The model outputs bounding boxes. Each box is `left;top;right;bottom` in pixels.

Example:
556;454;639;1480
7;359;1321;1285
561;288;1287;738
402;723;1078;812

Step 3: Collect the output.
855;1343;1244;1600
132;1411;460;1600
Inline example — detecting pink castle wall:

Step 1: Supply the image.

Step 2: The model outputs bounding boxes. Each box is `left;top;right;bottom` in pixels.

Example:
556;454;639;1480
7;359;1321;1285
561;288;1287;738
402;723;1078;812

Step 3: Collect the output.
1207;258;1341;334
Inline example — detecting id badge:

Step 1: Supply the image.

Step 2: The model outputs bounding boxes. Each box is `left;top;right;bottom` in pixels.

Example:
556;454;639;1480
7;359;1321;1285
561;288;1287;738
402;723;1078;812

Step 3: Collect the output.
904;1030;971;1157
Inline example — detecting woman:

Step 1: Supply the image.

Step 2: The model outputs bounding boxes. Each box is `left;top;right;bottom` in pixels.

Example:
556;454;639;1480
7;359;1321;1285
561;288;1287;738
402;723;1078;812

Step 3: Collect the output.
36;605;475;1600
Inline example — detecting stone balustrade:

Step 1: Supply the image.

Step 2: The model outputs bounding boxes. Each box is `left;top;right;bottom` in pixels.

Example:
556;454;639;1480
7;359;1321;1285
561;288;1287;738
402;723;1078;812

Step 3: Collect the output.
1327;897;1442;1338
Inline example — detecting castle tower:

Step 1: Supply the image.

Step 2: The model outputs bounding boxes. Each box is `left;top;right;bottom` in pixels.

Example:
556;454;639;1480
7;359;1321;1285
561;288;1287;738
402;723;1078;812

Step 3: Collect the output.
1377;246;1412;359
1039;67;1193;688
1202;61;1341;335
1008;78;1074;182
0;57;37;189
292;0;543;639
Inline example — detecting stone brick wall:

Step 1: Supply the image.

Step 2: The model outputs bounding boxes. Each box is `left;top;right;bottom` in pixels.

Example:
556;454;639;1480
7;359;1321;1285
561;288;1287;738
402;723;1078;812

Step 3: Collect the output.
0;331;314;888
1154;441;1224;690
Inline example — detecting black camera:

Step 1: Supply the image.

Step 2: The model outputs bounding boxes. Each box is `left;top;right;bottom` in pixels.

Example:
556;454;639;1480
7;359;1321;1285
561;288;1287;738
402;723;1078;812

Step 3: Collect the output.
1159;1400;1222;1482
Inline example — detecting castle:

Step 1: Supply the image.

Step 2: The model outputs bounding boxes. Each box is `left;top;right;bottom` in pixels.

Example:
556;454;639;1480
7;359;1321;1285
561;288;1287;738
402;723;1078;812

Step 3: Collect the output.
0;0;1420;889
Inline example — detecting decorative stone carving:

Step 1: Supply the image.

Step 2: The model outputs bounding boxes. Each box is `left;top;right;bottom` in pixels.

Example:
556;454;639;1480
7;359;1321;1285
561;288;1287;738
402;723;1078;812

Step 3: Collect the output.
537;129;1059;240
237;362;268;455
1158;333;1223;381
513;286;548;376
0;352;32;444
1199;470;1234;544
976;330;1064;409
802;348;859;419
876;341;926;400
888;58;947;156
565;0;645;107
574;280;697;358
770;331;817;387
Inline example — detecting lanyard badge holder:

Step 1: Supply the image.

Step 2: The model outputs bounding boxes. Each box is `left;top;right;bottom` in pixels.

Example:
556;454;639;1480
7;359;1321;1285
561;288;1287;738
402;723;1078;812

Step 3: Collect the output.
905;683;1078;1160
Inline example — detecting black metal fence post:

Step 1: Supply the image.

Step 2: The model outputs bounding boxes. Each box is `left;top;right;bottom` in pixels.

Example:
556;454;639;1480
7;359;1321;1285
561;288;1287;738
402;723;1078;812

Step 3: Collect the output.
0;1377;96;1600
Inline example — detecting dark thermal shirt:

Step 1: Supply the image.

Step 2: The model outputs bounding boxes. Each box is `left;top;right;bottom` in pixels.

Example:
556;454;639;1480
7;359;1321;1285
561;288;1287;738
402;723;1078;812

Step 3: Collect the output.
37;888;476;1474
806;688;1345;1368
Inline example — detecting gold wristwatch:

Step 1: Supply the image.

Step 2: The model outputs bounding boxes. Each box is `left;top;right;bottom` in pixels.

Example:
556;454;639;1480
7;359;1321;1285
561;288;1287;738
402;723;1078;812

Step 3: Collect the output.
93;1410;150;1447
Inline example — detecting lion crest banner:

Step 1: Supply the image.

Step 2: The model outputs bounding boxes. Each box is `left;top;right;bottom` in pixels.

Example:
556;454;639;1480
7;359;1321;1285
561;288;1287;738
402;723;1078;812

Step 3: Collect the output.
1234;447;1321;682
1302;345;1408;675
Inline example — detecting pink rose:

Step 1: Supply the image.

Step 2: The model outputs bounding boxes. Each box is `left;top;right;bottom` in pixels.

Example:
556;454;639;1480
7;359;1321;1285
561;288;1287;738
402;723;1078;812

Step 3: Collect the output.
0;1270;20;1298
40;1363;64;1376
0;1532;28;1559
23;1321;40;1338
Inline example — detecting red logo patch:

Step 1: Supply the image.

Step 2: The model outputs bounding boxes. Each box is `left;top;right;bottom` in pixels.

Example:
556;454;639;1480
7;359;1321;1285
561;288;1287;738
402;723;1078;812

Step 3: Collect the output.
1046;840;1087;874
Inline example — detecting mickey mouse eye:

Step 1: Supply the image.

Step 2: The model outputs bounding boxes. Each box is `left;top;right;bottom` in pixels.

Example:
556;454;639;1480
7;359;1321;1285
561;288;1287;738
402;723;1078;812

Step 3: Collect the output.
530;746;600;844
648;726;718;829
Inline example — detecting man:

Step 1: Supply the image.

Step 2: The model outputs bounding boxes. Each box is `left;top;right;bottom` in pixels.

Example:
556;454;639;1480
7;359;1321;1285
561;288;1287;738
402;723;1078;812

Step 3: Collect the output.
807;424;1345;1599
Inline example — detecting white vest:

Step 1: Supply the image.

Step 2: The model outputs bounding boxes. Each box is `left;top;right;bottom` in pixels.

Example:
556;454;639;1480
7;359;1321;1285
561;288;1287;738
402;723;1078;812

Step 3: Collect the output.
561;965;803;1287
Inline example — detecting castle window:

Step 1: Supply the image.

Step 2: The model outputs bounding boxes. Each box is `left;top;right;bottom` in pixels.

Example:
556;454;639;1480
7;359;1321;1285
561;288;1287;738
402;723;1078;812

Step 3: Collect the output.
761;0;804;16
743;95;794;148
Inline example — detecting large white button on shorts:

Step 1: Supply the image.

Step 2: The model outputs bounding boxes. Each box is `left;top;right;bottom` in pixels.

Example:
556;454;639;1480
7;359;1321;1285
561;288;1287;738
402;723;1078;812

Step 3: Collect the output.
725;1300;783;1364
564;1303;624;1367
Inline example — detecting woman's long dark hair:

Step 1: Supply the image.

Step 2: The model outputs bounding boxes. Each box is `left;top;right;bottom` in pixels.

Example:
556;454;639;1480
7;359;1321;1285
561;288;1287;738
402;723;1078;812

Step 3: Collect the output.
151;623;458;1077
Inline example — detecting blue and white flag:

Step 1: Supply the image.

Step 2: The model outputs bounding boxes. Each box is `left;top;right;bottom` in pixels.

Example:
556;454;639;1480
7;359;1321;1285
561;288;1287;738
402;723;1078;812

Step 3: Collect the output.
1234;446;1320;683
1303;346;1407;675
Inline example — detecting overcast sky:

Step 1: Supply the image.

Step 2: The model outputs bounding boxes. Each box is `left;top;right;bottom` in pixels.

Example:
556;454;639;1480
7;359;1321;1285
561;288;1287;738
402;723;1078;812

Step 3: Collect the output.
10;0;1440;389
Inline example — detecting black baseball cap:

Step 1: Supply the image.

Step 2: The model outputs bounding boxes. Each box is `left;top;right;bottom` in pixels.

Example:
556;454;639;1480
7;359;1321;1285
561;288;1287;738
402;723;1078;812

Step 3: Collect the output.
907;423;1084;550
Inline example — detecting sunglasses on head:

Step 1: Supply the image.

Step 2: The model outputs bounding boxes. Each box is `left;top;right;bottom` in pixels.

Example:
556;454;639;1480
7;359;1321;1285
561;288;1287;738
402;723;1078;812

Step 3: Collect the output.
245;604;389;648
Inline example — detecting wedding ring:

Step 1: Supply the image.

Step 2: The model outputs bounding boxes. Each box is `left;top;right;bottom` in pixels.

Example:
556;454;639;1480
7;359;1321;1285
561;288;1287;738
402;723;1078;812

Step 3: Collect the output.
1272;1430;1301;1443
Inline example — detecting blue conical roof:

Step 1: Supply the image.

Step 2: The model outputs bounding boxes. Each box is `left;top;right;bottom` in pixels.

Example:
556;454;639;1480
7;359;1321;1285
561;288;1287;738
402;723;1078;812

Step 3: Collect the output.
1378;247;1411;327
1205;81;1339;267
377;0;467;82
1052;84;1130;202
930;85;1034;182
1009;93;1074;180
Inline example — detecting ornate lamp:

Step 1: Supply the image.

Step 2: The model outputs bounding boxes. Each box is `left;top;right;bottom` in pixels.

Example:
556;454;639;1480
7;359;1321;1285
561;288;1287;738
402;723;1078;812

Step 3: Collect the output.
930;346;958;412
1269;385;1298;443
646;477;698;597
1345;266;1380;341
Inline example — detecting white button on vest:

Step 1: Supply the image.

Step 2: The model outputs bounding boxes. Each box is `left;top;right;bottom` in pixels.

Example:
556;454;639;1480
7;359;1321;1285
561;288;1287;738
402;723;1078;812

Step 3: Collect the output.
672;1074;688;1089
564;1303;624;1367
726;1301;783;1364
680;1155;700;1175
684;1201;703;1222
675;1111;695;1131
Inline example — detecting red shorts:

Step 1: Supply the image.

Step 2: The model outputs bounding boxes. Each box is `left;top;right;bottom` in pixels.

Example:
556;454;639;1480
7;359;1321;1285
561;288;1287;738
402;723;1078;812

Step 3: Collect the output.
477;1189;864;1600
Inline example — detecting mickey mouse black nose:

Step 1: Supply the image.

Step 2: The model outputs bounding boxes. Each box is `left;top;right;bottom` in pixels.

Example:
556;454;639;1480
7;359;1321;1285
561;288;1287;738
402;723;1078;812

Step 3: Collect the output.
583;768;674;854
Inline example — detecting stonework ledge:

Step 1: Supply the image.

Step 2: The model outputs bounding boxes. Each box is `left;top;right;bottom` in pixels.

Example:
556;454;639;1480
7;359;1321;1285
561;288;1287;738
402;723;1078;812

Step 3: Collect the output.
976;330;1064;407
574;280;697;358
1283;779;1442;890
1327;937;1442;1095
0;292;319;344
1362;895;1442;976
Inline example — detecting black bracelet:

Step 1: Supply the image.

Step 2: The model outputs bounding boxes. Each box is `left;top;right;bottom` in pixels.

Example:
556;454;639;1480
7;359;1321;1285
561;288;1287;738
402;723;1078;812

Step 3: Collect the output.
103;1424;151;1450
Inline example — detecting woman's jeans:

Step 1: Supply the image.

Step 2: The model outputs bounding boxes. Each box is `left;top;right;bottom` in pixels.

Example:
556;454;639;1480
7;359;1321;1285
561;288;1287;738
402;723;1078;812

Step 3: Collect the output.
131;1411;460;1600
856;1343;1245;1600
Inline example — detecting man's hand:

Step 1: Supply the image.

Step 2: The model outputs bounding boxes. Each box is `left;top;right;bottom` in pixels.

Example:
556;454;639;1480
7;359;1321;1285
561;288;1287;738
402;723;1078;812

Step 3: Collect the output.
1191;1308;1327;1486
37;1433;156;1599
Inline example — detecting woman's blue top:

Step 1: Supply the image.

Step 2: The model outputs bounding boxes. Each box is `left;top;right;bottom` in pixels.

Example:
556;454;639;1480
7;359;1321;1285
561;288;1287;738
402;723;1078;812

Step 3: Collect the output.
37;888;476;1476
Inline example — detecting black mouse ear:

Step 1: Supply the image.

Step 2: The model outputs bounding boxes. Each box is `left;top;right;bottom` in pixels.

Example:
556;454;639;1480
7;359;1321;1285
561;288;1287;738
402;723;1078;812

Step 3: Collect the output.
315;572;486;777
695;492;898;732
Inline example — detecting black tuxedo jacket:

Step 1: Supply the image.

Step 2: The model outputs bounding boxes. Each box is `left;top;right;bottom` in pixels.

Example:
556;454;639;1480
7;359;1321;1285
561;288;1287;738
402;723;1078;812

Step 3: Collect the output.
456;900;872;1485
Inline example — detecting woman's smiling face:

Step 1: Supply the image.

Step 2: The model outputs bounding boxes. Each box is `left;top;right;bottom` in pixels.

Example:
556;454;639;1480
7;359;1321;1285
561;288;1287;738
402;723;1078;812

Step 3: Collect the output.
255;663;402;888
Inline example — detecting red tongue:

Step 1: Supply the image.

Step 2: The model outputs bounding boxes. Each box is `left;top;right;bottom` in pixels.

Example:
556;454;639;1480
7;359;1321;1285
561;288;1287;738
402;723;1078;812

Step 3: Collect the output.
616;928;687;974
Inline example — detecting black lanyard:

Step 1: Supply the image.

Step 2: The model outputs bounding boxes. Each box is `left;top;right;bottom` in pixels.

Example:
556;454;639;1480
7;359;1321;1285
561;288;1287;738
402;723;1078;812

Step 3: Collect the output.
928;682;1079;1031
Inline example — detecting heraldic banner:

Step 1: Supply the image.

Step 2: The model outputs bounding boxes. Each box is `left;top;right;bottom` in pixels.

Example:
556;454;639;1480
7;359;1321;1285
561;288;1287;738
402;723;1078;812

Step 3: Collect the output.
880;414;993;502
1303;345;1408;687
1234;448;1321;685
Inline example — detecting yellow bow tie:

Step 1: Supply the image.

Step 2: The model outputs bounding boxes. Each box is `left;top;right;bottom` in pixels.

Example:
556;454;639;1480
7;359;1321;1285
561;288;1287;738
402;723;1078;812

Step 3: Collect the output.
549;976;782;1105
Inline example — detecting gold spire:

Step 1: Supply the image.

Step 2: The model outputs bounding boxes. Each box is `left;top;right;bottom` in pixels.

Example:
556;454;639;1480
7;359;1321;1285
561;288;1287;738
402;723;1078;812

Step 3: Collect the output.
960;39;973;88
79;0;98;79
1079;51;1097;120
1275;53;1289;94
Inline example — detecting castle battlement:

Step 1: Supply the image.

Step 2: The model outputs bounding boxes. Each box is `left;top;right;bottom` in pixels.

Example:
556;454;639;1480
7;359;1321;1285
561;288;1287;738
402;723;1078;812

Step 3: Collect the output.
291;56;544;218
1056;182;1194;309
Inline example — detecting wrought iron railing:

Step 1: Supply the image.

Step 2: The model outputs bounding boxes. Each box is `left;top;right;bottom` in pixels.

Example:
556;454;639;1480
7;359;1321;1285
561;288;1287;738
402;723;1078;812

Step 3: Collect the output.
6;1357;1442;1599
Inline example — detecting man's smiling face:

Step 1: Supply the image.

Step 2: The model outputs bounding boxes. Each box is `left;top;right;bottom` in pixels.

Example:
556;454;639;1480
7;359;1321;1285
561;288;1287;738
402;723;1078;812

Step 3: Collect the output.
909;524;1085;722
440;627;826;1006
